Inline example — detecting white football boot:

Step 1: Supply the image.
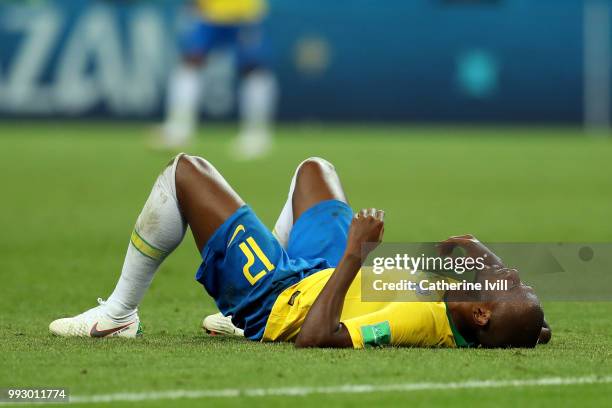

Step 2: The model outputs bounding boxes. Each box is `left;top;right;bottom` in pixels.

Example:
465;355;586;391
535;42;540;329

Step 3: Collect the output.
202;312;244;337
49;298;142;338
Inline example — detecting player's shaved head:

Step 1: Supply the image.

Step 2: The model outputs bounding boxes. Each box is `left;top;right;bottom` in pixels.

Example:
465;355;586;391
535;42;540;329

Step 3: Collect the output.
476;291;544;348
447;267;546;348
466;266;544;348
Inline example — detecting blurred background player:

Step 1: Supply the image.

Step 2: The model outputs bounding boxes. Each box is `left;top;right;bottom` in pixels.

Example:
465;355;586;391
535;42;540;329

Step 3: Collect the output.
161;0;277;159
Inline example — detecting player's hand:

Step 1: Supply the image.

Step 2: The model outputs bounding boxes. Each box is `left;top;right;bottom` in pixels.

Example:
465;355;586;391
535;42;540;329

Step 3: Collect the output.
437;234;503;268
345;208;385;259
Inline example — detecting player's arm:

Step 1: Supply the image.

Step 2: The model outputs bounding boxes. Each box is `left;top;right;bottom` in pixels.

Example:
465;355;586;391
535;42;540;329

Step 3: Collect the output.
295;208;385;348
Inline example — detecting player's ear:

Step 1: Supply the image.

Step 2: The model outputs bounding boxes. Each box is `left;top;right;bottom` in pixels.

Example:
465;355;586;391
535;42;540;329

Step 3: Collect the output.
472;305;492;326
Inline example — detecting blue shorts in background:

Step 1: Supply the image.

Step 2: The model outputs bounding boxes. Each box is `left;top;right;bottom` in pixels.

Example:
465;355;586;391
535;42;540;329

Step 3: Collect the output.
195;200;353;340
179;19;270;69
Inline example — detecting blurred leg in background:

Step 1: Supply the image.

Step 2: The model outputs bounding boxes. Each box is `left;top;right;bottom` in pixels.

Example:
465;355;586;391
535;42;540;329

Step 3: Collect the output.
233;24;278;160
161;11;214;148
161;0;277;160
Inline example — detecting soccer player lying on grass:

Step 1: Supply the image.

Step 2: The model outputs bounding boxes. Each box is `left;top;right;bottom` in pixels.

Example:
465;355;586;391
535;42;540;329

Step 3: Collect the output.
50;155;551;348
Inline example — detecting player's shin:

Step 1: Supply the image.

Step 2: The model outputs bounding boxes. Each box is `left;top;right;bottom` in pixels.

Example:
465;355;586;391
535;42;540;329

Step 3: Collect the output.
163;65;200;146
105;155;188;321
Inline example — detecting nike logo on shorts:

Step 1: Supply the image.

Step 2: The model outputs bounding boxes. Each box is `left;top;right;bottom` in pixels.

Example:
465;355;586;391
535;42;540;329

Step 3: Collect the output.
228;224;246;247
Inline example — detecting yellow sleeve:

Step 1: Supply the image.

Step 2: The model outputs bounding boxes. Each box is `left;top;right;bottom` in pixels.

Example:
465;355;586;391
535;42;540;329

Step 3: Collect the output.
342;303;456;349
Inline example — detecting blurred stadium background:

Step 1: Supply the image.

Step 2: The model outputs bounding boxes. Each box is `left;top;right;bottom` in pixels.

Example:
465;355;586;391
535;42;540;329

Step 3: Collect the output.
2;1;612;406
1;0;611;126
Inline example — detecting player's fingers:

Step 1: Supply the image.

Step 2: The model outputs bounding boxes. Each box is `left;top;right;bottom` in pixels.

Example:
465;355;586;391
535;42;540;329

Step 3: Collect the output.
440;236;468;247
375;209;385;221
367;208;376;218
446;234;476;243
458;234;475;240
378;225;385;241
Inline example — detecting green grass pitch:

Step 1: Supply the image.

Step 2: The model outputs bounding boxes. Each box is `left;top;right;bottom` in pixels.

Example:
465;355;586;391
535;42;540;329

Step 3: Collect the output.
1;122;611;407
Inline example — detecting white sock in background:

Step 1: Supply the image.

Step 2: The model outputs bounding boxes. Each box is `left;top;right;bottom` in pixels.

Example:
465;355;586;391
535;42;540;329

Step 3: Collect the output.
105;156;187;321
163;65;201;146
235;70;278;159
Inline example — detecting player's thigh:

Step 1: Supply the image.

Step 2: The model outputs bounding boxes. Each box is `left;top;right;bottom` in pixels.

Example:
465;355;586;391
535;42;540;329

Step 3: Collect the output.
195;205;286;318
178;20;222;59
175;155;245;251
292;158;348;222
286;200;353;267
236;24;270;71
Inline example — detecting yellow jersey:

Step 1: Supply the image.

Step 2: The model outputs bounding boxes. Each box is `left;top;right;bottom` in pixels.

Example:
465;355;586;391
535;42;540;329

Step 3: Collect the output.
196;0;267;24
262;269;470;348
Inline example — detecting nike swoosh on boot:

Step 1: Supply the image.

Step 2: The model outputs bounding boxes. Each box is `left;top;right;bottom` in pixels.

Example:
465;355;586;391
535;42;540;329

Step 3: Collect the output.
89;322;134;338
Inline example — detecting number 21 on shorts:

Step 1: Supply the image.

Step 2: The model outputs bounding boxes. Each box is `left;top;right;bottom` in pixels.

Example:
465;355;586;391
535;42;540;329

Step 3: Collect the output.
239;237;275;285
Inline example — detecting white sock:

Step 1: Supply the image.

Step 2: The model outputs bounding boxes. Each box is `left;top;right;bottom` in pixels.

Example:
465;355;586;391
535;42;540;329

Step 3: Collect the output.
272;182;295;248
105;155;187;320
272;157;333;248
163;65;201;144
239;70;278;139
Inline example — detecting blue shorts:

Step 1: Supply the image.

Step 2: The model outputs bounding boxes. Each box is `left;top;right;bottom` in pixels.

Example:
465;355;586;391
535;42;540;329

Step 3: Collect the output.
195;200;353;340
179;19;270;69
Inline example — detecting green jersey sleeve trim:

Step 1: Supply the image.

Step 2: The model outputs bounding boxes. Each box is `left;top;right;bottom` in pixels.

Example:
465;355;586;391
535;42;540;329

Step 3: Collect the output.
360;321;391;348
445;302;474;348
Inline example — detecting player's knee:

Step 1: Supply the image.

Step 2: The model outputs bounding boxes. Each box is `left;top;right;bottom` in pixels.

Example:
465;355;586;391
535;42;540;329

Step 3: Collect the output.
175;154;215;190
297;157;335;179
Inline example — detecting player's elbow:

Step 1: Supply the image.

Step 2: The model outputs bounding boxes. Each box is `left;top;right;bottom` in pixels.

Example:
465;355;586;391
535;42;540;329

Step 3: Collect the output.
294;338;311;349
294;335;316;348
294;332;327;348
